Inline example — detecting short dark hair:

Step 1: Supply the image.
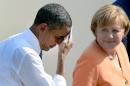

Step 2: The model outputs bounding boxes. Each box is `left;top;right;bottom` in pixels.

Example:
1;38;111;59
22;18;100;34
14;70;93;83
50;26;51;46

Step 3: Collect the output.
33;3;72;29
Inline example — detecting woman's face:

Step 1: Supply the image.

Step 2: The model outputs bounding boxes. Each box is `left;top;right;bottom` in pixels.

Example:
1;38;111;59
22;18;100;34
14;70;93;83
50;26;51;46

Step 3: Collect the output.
95;23;125;51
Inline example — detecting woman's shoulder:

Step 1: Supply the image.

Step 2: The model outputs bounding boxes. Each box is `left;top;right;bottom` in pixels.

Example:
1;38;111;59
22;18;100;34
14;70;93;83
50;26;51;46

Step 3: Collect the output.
77;40;105;66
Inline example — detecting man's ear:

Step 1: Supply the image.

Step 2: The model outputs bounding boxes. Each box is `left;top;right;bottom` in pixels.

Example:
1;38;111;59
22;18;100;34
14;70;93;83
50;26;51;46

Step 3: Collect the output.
39;23;48;32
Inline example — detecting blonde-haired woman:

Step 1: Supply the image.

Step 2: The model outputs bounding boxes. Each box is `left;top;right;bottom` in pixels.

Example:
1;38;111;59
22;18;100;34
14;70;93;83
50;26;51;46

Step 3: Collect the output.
73;4;130;86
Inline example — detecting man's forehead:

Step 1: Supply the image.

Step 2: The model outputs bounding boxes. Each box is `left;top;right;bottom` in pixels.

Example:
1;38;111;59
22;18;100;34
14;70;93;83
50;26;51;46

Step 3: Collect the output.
52;26;71;36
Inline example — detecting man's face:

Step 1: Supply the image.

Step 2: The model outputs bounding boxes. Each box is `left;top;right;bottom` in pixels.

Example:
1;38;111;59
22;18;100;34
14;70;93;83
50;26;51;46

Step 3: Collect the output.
39;25;71;51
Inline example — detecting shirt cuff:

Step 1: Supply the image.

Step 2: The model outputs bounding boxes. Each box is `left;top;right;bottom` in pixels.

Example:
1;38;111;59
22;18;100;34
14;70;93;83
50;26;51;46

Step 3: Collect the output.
53;74;66;86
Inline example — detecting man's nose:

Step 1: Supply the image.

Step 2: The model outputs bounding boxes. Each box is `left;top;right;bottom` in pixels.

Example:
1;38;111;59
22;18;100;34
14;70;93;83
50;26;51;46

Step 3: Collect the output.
56;38;64;44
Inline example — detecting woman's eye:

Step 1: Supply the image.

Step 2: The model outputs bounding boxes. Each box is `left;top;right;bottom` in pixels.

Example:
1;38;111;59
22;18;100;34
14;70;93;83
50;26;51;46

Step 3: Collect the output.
102;29;107;32
113;29;119;33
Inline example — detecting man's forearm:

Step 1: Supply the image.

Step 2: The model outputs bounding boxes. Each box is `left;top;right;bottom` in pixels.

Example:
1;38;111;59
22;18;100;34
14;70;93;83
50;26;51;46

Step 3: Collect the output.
56;53;65;76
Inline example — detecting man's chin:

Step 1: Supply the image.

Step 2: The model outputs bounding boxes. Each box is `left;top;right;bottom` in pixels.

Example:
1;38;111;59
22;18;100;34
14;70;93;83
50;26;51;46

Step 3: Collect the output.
42;47;50;51
50;45;56;48
43;45;56;51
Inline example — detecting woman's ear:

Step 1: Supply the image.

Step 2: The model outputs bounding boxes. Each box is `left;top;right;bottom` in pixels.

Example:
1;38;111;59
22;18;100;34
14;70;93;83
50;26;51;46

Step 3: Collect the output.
122;35;125;39
122;29;126;39
94;29;97;37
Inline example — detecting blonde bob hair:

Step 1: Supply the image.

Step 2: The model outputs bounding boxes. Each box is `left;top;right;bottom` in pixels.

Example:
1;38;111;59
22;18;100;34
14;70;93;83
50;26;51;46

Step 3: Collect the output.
91;4;130;36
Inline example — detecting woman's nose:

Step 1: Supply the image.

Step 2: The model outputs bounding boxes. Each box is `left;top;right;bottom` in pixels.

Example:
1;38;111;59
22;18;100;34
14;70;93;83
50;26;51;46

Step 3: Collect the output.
107;32;114;38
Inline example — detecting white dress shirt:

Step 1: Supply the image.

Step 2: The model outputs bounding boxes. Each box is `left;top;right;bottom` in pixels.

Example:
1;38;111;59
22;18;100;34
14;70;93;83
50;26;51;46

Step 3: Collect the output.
0;29;66;86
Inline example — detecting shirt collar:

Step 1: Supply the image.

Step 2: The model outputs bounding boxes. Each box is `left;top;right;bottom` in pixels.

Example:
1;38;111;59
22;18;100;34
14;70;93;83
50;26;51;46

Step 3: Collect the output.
21;29;41;55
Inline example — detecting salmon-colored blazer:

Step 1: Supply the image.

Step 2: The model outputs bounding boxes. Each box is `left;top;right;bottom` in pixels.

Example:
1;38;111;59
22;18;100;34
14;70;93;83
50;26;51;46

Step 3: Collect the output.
73;40;130;86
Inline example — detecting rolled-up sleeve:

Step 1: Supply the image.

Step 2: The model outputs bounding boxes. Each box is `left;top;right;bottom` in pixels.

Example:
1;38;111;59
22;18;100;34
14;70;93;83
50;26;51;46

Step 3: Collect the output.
12;48;66;86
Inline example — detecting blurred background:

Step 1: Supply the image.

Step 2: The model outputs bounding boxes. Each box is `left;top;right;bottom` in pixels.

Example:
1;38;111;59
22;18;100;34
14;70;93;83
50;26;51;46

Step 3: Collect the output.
0;0;114;85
